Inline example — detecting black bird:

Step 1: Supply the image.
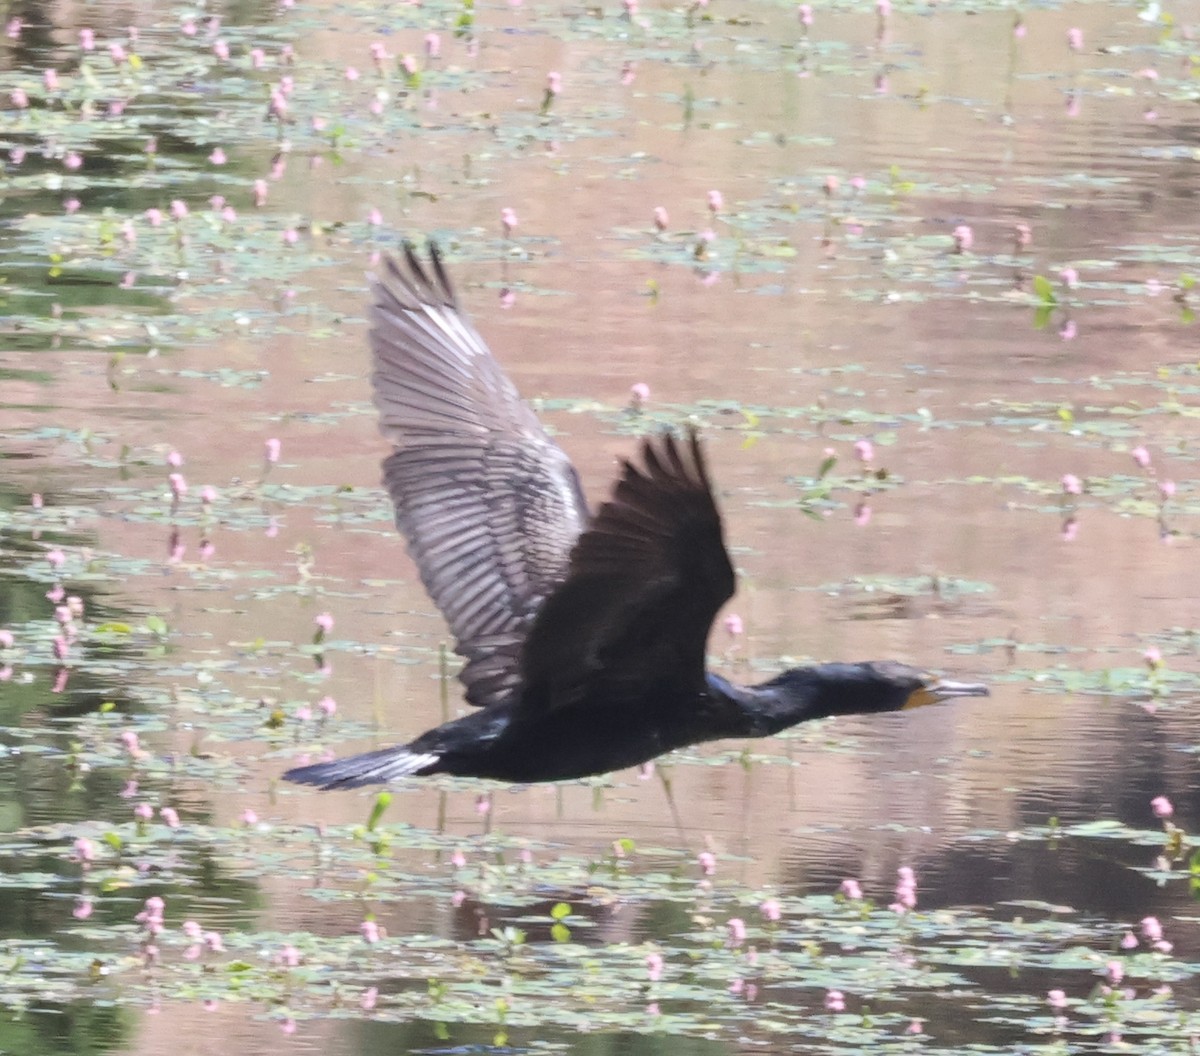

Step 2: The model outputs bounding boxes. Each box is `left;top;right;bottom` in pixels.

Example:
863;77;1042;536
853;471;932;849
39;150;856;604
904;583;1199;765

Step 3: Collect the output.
283;245;988;790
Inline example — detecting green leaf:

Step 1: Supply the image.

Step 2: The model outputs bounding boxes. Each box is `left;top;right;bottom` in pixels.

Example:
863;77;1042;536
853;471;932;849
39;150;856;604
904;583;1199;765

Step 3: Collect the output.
1032;274;1058;305
1033;304;1054;330
94;622;133;635
366;792;392;831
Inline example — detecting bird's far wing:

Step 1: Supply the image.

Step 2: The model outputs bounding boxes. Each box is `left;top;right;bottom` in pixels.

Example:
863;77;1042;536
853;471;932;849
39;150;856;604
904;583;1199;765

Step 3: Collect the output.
370;244;589;708
517;428;736;714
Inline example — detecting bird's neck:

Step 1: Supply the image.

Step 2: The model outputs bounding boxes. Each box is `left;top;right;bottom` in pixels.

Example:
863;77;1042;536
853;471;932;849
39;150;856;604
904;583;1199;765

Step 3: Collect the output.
705;671;830;737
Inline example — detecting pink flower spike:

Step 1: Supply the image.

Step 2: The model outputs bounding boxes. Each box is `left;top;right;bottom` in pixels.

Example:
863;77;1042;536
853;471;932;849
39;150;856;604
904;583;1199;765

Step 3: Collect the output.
145;208;164;227
798;4;813;25
645;951;664;981
1060;267;1079;289
1120;931;1138;950
1141;916;1164;942
724;613;743;637
501;207;519;236
361;986;379;1010
450;848;467;868
253;179;269;206
44;69;60;91
360;919;380;943
241;808;259;826
1158;479;1176;499
853;439;874;463
265;437;282;463
168;472;187;498
1144;646;1162;668
726;917;747;947
952;224;973;252
760;898;781;922
1151;795;1173;818
209;147;227;165
213;39;230;60
1047;989;1067;1010
63;151;82;171
653;206;669;232
204;931;224;951
134;802;153;821
160;807;180;828
839;878;863;900
707;189;723;214
314;612;334;634
824;989;846;1012
345;65;360;81
1106;960;1124;984
10;88;28;109
630;382;650;407
169;199;188;220
74;898;94;919
1067;27;1083;51
697;850;716;875
79;28;96;50
424;32;441;57
546;70;562;95
0;630;13;649
73;837;95;862
1131;446;1152;469
317;695;337;716
1061;474;1082;495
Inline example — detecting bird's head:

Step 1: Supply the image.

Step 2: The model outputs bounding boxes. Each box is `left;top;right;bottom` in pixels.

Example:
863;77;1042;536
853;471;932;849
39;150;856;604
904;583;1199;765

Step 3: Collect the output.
764;660;988;721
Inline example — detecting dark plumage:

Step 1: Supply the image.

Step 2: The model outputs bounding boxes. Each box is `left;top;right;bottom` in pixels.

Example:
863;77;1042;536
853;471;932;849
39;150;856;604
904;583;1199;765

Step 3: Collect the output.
283;245;988;791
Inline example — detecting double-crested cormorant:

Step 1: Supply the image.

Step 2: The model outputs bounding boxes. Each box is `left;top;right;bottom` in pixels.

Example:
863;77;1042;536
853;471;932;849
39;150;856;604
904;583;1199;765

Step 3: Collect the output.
283;245;988;790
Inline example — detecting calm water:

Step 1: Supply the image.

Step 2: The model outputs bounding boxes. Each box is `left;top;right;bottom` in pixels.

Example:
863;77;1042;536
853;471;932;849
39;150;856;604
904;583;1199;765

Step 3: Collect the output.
2;0;1199;1052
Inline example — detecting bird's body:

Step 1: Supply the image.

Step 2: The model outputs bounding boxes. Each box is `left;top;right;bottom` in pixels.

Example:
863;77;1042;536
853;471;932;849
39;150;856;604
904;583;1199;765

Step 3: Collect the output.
284;245;987;791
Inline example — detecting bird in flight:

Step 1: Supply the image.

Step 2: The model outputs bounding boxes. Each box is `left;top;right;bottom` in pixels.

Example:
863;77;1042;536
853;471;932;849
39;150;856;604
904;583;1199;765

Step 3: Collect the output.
284;245;987;790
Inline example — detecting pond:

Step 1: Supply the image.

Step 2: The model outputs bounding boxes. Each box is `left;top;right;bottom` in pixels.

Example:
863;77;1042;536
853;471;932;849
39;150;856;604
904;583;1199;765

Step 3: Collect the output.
2;0;1199;1052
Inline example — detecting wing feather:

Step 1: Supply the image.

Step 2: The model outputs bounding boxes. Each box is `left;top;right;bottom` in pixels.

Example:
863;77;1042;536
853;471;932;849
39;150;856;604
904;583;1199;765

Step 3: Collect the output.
518;429;736;714
370;244;589;708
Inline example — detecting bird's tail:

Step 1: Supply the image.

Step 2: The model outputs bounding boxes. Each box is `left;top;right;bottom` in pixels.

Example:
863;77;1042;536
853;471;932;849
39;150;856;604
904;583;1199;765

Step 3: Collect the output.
283;746;441;790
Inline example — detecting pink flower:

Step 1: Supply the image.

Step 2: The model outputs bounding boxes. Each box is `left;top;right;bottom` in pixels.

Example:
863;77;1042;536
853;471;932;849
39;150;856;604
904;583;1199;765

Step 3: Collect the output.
697;850;716;875
953;224;973;252
724;613;744;636
315;612;334;633
168;472;187;498
1120;931;1138;950
63;151;82;171
318;695;337;716
73;898;94;919
798;4;813;25
73;837;95;863
213;39;230;60
134;802;153;822
361;986;378;1010
44;69;60;91
1131;446;1152;469
760;898;781;922
145;208;163;227
0;630;13;649
278;944;301;967
707;189;723;214
451;848;467;868
1158;480;1176;499
265;437;282;463
653;206;669;232
630;382;650;406
726;917;746;947
241;808;258;826
250;47;266;68
204;931;224;951
10;88;28;108
1067;27;1083;51
183;920;203;940
1151;795;1173;818
1106;960;1124;984
1061;474;1082;495
1060;267;1079;289
209;147;226;165
425;32;441;57
853;439;874;463
360;919;380;943
170;199;188;220
546;71;562;95
839;878;863;900
645;951;664;981
160;807;180;828
501;207;519;235
1141;916;1163;942
1144;646;1162;669
824;989;845;1012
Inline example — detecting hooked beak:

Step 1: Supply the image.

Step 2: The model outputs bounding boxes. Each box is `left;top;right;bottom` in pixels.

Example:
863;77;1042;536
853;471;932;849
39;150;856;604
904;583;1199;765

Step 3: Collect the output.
903;676;990;710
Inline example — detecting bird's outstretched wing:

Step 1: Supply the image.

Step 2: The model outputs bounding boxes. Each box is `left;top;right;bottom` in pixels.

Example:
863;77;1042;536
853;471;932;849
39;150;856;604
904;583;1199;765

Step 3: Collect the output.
370;244;589;708
518;429;735;714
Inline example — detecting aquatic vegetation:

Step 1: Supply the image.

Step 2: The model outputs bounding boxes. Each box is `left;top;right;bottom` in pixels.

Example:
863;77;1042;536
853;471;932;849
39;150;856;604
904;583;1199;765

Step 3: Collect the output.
4;0;1200;1050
